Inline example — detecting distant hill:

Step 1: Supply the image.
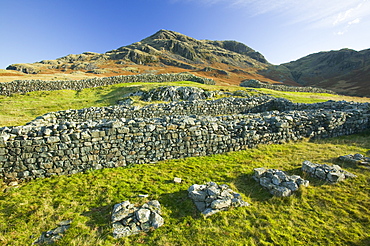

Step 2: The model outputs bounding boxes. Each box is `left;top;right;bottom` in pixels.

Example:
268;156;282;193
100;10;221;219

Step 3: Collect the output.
261;48;370;96
4;30;370;96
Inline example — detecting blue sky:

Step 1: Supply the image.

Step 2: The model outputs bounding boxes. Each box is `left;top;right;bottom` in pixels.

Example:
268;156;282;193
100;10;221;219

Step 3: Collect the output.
1;0;369;69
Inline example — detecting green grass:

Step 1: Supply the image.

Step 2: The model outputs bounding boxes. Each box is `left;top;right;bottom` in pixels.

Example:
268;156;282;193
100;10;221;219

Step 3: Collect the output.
1;81;370;245
1;132;370;245
1;81;369;127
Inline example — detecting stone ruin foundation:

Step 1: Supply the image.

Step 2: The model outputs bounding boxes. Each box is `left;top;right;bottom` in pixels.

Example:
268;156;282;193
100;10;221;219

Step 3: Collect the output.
33;220;72;245
253;168;309;197
187;181;250;217
338;154;370;167
302;160;357;182
111;200;164;238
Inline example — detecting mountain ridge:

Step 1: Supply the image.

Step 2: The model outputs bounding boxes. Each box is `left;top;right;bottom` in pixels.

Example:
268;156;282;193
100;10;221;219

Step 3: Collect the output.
3;29;370;96
261;48;370;96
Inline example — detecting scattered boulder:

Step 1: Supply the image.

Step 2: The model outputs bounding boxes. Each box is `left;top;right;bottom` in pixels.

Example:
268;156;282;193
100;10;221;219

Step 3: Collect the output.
33;220;72;245
111;200;164;238
253;168;309;197
188;181;250;217
338;154;370;166
302;160;357;182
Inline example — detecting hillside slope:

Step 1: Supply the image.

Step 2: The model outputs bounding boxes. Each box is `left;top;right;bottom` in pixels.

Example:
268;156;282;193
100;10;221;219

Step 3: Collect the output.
3;30;370;96
4;30;281;86
260;48;370;96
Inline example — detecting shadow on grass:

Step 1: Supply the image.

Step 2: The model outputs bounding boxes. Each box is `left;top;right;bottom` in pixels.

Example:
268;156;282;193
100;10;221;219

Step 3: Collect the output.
233;173;272;202
355;236;370;246
92;84;145;105
157;190;200;219
81;204;112;234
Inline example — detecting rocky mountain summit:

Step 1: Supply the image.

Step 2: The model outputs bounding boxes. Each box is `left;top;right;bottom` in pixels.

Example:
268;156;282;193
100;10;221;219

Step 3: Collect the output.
5;30;273;86
4;30;370;96
107;29;269;68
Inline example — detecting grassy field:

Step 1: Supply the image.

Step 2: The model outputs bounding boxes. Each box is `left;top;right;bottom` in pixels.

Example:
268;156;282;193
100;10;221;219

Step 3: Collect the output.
0;81;370;245
0;133;369;245
1;81;369;127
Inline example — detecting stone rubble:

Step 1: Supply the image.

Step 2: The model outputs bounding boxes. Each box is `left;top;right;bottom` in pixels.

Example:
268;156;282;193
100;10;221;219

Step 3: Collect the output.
139;86;218;102
188;181;250;217
240;79;337;94
111;200;164;238
338;154;370;166
302;160;357;182
33;220;72;245
252;168;309;197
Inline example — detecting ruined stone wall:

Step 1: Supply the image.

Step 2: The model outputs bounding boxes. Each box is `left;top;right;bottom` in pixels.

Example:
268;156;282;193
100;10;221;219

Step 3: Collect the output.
0;73;215;96
27;96;368;126
240;79;337;94
1;97;369;182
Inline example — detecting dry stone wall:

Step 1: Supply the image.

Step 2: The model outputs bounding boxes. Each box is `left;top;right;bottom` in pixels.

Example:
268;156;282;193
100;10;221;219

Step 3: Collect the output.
1;96;369;182
27;96;369;126
240;79;337;94
0;73;215;96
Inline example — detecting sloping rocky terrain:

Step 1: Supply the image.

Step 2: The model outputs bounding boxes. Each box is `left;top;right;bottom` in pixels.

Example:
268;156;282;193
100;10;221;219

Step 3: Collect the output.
3;30;370;96
4;30;278;86
261;48;370;96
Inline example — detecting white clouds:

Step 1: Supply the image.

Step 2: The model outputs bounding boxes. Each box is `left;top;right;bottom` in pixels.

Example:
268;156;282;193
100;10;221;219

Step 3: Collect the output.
182;0;370;32
349;18;361;25
335;17;362;35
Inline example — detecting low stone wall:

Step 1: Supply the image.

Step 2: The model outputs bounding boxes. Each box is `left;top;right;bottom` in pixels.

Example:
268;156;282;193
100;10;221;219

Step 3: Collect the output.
27;96;274;126
302;161;357;182
1;97;369;182
0;73;215;96
27;96;370;126
240;79;337;94
253;168;309;197
188;182;249;217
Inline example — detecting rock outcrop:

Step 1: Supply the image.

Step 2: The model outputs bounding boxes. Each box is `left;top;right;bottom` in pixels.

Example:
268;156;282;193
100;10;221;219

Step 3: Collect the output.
111;200;164;238
252;168;309;197
302;160;357;182
188;182;250;217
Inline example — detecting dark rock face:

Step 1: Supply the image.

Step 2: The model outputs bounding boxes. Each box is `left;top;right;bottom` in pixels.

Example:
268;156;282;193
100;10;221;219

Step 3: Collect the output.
206;40;268;64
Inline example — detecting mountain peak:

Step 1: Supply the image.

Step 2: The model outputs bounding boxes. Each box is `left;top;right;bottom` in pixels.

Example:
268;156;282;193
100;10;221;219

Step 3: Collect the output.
141;29;198;43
